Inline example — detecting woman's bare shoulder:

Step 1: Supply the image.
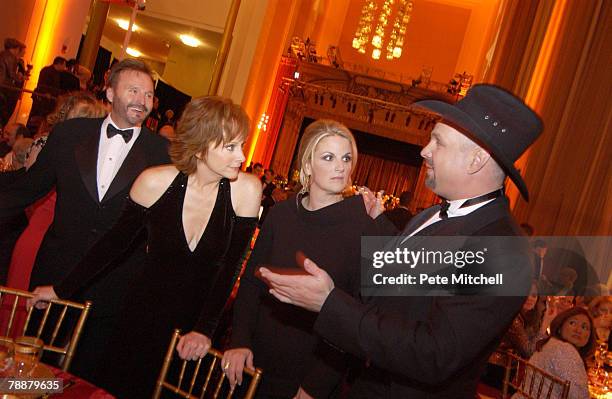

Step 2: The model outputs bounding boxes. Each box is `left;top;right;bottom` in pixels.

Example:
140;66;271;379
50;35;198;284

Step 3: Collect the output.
130;164;179;208
230;172;263;217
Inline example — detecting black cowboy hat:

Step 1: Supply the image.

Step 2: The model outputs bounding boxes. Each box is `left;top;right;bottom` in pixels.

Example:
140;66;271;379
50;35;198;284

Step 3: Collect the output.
414;84;543;201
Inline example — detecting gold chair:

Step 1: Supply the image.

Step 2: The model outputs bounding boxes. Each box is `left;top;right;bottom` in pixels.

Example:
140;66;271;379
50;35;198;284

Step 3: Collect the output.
153;329;263;399
502;351;571;399
0;286;92;371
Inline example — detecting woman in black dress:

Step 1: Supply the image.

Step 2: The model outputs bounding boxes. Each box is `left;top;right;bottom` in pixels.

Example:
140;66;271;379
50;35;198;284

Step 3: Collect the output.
29;96;262;398
222;119;382;399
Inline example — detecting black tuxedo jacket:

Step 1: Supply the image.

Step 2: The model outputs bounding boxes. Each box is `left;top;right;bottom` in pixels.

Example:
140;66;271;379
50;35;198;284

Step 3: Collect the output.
0;117;169;310
383;206;413;231
314;197;532;398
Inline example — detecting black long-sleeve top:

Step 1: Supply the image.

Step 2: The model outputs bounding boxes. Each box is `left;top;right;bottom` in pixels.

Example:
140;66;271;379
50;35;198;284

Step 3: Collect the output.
230;194;375;398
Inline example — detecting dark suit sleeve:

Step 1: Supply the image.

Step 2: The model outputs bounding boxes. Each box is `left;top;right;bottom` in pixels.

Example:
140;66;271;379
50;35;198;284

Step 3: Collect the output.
228;214;275;348
194;217;258;337
0;127;61;220
313;240;530;385
54;197;148;298
315;291;523;384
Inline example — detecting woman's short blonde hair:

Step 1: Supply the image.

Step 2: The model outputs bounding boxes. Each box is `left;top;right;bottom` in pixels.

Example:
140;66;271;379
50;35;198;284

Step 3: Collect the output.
296;119;358;193
46;91;105;126
170;96;250;175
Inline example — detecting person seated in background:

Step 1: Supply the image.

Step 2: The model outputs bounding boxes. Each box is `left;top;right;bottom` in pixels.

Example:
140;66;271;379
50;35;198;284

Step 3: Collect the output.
259;168;276;224
383;190;413;231
0;125;31;284
4;137;33;171
483;281;558;389
0;123;30;166
251;162;264;178
512;307;595;399
589;296;612;342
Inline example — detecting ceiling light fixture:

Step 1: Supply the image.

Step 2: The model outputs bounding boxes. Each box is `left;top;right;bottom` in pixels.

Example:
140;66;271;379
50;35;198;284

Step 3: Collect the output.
117;19;139;32
352;0;413;60
179;34;201;47
126;47;142;57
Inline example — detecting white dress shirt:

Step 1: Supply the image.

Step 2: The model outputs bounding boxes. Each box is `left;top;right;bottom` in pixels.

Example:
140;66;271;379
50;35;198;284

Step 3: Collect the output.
403;195;497;241
97;115;141;201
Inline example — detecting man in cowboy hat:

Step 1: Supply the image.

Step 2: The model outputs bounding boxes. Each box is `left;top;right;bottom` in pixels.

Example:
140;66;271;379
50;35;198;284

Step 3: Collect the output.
253;84;541;398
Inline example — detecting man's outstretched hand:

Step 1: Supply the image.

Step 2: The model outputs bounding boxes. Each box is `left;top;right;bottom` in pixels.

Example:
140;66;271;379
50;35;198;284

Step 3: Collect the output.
258;258;334;312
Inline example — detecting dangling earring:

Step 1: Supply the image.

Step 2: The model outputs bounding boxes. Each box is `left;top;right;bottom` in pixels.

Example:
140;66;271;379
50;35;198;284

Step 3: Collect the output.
299;174;310;195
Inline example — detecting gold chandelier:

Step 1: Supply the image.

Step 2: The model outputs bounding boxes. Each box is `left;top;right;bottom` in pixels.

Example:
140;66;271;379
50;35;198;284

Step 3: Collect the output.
351;0;414;60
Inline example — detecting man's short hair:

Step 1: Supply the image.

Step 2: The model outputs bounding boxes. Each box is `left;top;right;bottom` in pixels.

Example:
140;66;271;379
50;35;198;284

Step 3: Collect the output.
66;58;78;68
107;58;153;88
398;191;412;206
4;38;25;51
53;56;67;65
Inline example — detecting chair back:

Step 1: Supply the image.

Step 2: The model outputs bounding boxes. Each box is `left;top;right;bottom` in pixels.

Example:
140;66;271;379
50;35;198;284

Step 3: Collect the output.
0;286;92;371
153;329;263;399
502;351;571;399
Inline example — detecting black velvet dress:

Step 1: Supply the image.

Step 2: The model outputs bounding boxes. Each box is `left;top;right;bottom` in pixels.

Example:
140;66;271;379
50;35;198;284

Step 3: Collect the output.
55;172;257;398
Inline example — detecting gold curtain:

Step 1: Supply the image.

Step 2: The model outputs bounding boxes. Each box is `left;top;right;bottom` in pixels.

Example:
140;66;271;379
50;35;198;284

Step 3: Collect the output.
486;0;611;236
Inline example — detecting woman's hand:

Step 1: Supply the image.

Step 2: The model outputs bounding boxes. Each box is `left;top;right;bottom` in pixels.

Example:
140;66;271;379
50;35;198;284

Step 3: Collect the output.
222;348;254;388
541;297;559;333
27;286;58;310
176;332;211;361
358;186;384;219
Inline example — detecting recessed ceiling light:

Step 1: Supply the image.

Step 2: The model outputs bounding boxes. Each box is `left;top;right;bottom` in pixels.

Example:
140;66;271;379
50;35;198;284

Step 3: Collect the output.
126;47;142;57
179;34;201;47
117;19;139;32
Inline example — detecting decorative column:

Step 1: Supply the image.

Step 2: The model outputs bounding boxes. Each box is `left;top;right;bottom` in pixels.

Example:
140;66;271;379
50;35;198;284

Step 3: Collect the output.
78;0;110;71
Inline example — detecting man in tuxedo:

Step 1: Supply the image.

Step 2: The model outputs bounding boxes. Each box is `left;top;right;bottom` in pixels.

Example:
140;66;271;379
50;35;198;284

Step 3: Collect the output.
256;85;540;398
0;58;169;382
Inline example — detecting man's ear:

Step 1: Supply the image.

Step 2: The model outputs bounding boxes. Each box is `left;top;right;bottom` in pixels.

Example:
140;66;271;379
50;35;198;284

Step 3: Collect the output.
106;86;114;103
467;147;491;174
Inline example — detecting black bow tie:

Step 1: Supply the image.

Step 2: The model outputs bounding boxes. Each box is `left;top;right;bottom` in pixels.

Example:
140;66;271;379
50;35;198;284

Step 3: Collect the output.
439;200;451;220
106;124;134;143
439;189;504;220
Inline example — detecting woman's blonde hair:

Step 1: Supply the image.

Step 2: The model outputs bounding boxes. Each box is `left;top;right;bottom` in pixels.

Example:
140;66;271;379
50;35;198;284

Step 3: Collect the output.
296;119;358;194
46;91;105;126
170;96;250;175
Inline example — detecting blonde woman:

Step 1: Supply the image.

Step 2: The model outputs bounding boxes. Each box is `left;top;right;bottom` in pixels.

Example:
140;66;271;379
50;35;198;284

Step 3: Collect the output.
223;119;379;399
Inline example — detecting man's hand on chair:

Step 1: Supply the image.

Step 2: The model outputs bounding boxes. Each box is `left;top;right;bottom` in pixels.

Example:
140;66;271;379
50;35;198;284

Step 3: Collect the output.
27;286;58;310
